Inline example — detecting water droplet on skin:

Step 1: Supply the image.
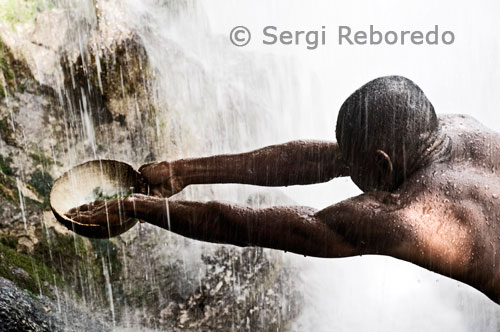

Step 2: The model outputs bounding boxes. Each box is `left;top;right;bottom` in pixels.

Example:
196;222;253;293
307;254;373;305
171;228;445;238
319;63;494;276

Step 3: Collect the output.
493;194;498;199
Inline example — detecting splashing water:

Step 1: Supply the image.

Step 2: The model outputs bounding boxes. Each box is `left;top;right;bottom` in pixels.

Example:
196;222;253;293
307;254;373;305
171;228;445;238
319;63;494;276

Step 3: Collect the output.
102;256;116;327
16;177;27;230
13;0;498;330
117;0;500;331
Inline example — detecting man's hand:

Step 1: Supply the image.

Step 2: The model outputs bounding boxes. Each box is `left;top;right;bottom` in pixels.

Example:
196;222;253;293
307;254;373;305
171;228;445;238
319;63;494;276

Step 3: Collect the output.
65;198;128;227
138;161;185;197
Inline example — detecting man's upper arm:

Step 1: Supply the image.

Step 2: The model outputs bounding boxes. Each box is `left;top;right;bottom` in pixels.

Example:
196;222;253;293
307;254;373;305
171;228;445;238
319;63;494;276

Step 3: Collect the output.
315;192;410;255
315;191;475;274
393;197;475;275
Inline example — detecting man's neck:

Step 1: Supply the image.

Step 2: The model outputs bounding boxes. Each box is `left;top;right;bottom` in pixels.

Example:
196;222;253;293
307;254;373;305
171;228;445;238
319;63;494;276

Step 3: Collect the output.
412;129;452;173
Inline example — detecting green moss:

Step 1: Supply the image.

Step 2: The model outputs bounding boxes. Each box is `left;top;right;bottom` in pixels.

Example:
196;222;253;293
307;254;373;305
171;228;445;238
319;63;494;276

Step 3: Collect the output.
0;118;17;146
0;0;54;27
0;235;17;249
0;165;18;203
0;154;14;176
35;230;88;270
29;151;53;167
89;238;122;279
28;169;53;209
24;287;41;300
0;41;16;97
33;229;107;299
0;37;35;98
0;240;61;296
0;182;16;202
90;186;133;201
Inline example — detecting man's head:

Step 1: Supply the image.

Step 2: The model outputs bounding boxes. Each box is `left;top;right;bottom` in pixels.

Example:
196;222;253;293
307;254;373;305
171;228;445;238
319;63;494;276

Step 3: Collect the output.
336;76;438;192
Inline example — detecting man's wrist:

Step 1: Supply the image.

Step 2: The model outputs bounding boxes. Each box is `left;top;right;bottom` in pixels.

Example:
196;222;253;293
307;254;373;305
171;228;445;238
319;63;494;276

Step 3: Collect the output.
169;159;189;187
124;194;147;219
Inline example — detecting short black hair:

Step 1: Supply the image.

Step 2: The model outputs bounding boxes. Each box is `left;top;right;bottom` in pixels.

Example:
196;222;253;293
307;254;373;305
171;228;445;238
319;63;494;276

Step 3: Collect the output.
336;76;438;175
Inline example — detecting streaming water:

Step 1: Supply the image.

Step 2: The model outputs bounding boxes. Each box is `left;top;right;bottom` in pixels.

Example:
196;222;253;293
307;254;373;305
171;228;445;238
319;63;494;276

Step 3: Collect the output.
15;177;27;230
23;0;500;330
102;256;116;327
117;0;500;330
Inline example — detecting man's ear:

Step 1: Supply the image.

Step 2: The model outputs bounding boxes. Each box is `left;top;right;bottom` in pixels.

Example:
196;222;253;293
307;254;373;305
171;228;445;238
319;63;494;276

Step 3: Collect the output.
375;149;393;176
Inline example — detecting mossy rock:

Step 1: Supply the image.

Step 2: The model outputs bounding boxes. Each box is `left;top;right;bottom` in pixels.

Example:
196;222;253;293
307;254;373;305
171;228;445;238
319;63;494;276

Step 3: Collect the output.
0;118;17;146
0;167;18;203
96;36;151;102
0;235;17;249
34;229;89;283
89;238;122;280
0;154;14;175
0;37;36;97
0;0;54;27
28;169;53;209
32;228;124;309
61;34;154;126
0;239;62;297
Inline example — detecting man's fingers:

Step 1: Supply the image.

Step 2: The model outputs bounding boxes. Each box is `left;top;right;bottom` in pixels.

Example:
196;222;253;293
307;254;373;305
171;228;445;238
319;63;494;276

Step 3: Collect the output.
67;200;105;214
68;204;88;214
64;198;129;228
65;211;92;224
91;200;105;207
67;207;78;214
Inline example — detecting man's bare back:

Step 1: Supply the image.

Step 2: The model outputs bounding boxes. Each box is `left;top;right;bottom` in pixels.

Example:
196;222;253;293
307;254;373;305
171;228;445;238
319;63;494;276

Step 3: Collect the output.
388;113;500;303
66;77;500;304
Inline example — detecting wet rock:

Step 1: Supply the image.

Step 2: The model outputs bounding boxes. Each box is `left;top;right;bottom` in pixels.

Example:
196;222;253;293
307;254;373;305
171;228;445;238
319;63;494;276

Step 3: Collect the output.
0;277;56;332
0;277;110;332
17;236;35;255
116;231;300;331
164;247;301;332
0;1;301;330
0;3;96;89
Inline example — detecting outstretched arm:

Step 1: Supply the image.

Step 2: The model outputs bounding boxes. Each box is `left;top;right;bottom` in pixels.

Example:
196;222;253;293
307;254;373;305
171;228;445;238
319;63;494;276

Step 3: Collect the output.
67;189;469;265
67;192;416;258
125;194;359;258
68;193;409;258
139;140;349;196
68;190;488;301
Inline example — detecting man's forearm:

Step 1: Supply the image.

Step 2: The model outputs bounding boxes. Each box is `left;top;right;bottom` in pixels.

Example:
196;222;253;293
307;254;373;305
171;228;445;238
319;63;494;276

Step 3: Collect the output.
125;195;356;258
171;140;349;187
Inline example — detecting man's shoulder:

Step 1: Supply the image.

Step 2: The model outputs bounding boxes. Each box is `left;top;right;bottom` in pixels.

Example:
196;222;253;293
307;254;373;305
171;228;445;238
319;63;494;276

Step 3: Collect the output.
438;114;492;133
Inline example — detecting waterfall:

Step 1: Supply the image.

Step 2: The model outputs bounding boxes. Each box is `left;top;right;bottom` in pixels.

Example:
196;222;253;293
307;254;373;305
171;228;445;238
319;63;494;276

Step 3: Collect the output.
3;0;492;329
114;0;500;330
87;0;500;330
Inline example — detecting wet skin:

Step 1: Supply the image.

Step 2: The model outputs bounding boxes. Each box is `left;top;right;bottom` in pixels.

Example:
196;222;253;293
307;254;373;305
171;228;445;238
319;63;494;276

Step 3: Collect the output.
67;114;500;304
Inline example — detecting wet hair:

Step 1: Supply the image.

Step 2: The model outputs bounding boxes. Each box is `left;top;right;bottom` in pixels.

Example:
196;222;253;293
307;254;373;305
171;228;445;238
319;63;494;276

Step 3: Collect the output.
336;76;439;189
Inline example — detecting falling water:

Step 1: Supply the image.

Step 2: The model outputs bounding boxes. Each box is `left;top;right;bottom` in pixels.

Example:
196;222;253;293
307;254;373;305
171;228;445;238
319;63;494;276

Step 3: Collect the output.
80;92;98;158
4;0;497;330
102;256;116;327
114;0;500;330
15;177;27;230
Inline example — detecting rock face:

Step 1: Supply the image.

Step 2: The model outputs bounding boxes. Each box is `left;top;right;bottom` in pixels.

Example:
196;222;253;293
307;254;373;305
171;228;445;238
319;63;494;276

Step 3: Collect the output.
0;1;300;330
159;248;300;331
0;277;110;332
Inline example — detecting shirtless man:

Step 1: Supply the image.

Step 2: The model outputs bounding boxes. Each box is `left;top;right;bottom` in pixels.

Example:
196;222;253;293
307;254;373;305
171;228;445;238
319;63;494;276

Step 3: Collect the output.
67;76;500;304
